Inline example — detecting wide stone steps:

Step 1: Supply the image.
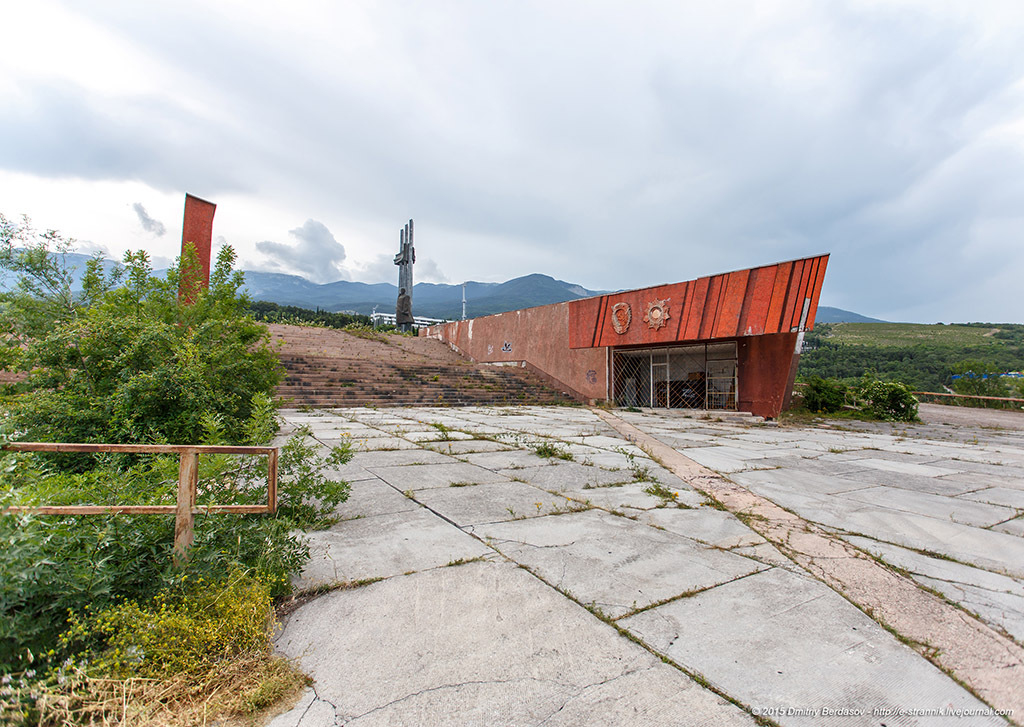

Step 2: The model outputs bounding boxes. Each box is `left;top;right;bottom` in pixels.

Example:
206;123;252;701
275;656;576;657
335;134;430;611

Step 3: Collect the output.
269;324;573;408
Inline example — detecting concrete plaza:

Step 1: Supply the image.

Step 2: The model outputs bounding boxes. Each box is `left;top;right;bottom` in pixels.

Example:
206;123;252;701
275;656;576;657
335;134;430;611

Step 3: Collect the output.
267;404;1024;726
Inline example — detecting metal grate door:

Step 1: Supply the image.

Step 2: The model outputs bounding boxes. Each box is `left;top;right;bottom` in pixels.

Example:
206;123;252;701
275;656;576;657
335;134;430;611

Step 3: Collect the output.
612;343;737;410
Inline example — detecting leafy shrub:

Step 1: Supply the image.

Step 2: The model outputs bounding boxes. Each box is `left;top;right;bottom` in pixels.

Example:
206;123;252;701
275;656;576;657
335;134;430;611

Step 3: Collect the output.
1;224;282;448
859;380;918;421
802;376;847;413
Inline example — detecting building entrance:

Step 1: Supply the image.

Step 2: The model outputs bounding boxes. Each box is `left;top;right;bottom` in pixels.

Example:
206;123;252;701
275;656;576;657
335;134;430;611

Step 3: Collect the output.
612;342;737;410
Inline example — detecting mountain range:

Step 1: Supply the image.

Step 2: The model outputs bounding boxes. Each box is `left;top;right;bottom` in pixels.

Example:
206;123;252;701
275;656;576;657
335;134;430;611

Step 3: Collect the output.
1;250;879;323
238;270;608;319
235;270;882;324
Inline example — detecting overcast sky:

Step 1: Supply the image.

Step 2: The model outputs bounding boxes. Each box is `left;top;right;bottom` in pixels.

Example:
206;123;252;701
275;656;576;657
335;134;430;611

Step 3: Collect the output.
2;1;1023;322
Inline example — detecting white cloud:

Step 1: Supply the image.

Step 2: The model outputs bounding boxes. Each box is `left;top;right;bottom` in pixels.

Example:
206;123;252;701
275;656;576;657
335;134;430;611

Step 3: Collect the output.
255;219;348;284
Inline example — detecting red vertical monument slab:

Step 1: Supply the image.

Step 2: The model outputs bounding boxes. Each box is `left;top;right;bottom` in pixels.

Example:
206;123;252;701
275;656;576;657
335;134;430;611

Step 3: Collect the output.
179;193;216;302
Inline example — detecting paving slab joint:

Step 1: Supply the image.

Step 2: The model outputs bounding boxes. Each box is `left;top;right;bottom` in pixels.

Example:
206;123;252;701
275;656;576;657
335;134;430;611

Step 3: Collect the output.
591;407;1024;724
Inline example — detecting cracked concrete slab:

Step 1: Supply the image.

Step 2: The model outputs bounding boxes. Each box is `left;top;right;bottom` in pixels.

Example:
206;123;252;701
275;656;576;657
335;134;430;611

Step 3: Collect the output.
620;567;1004;725
962;486;1024;509
995;517;1024;537
332;478;421;520
368;462;512;491
497;460;636;491
560;481;678;511
273;561;757;727
422;439;516;454
324;448;459;482
839;485;1016;527
415;480;583;526
273;405;1024;725
458;449;557;470
595;408;1024;720
729;475;1024;578
475;510;765;618
296;508;492;589
640;507;766;548
842;457;960;478
844;535;1024;643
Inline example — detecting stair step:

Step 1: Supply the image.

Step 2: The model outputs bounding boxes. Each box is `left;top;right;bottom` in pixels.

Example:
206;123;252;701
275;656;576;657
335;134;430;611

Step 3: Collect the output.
267;324;574;409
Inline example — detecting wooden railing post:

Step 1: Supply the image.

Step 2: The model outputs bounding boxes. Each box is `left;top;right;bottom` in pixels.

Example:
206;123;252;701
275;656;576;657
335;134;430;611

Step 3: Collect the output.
174;449;199;566
267;448;278;514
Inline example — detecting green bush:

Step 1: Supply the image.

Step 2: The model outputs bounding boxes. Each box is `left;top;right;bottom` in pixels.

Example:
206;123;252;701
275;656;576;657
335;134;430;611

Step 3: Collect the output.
0;219;352;678
0;401;351;671
1;222;282;448
859;380;919;421
802;376;847;413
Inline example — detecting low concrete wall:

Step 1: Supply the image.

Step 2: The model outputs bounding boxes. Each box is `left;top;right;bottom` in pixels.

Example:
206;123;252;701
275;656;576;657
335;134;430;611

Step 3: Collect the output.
422;303;608;403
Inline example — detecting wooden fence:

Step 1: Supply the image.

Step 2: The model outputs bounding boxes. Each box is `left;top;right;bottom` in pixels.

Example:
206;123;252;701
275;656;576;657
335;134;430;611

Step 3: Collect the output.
913;391;1024;407
0;442;279;564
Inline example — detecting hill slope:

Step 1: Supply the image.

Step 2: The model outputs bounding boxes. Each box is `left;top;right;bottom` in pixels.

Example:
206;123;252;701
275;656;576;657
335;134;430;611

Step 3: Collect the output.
799;322;1024;391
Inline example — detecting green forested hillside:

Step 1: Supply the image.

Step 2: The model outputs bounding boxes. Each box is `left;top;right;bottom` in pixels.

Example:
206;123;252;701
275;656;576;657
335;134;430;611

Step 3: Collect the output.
798;322;1024;392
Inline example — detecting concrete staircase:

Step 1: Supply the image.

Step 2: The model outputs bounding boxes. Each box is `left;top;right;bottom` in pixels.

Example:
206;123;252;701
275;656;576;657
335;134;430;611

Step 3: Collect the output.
269;324;574;408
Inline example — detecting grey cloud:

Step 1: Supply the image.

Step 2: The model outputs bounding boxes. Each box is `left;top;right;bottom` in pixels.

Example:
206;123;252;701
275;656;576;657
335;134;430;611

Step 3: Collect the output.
10;2;1024;321
416;259;449;284
132;203;166;236
256;219;348;284
0;81;254;194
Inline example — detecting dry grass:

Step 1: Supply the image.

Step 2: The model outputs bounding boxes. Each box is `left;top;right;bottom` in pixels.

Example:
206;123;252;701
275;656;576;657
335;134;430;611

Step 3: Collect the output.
10;652;308;727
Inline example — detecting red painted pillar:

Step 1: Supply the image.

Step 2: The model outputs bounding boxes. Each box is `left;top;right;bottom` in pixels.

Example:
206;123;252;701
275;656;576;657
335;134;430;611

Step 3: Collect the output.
179;193;216;302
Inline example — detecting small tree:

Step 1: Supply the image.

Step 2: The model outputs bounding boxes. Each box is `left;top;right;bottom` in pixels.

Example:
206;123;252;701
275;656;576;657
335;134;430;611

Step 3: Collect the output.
859;379;918;421
949;360;1007;399
2;227;282;446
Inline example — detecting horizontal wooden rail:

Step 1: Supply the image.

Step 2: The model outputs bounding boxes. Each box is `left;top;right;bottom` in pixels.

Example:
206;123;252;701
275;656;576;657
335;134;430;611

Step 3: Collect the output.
913;391;1024;404
3;442;276;455
1;442;279;565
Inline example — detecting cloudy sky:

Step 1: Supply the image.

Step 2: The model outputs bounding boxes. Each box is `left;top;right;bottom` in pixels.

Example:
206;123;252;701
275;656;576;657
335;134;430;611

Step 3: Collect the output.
2;1;1023;322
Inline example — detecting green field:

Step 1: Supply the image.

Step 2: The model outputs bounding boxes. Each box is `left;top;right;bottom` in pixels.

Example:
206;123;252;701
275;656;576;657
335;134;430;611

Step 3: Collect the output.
815;322;1008;348
799;322;1024;392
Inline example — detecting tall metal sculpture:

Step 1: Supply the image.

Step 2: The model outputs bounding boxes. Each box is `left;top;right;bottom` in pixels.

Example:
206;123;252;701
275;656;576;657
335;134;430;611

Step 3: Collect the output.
394;219;415;331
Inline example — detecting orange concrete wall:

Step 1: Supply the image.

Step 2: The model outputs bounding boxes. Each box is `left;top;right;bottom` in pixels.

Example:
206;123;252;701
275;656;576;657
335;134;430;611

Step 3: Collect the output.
423;303;608;402
570;254;828;349
425;255;827;415
737;332;801;418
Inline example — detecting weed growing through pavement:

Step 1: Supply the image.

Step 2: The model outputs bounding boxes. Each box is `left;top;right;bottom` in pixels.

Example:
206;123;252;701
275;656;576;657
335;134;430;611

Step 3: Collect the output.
429;422;454;440
643;482;679;504
533;442;574;461
613;446;656;482
444;557;485;567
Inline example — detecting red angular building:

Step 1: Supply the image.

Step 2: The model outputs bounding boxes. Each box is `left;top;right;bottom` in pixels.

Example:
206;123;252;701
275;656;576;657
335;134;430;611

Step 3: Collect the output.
423;255;829;418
